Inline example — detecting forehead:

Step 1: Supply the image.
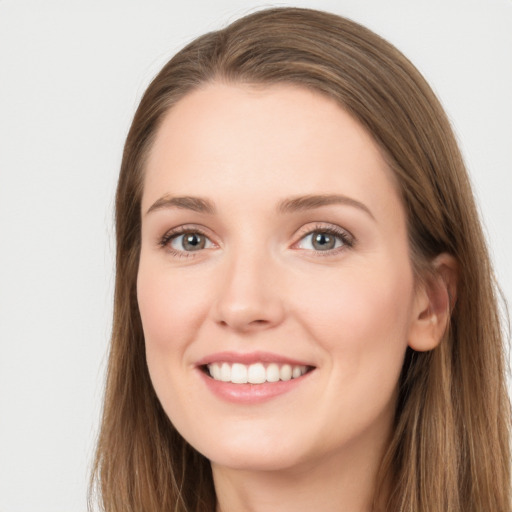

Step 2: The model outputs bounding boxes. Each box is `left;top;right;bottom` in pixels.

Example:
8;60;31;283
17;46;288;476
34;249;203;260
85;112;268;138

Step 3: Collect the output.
142;82;401;216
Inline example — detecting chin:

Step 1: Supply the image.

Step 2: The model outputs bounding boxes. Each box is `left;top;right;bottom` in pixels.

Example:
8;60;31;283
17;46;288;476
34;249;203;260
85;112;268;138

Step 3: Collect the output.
207;446;305;473
184;422;322;473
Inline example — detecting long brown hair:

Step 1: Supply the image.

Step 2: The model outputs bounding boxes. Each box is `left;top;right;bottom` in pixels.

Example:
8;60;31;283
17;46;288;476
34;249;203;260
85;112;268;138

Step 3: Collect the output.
90;7;511;511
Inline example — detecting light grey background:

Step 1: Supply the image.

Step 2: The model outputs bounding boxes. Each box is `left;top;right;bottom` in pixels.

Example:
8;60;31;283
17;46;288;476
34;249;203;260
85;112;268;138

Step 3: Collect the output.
0;1;510;510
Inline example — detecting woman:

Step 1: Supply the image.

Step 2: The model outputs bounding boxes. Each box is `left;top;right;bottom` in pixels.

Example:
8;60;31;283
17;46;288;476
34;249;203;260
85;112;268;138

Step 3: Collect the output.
90;7;511;512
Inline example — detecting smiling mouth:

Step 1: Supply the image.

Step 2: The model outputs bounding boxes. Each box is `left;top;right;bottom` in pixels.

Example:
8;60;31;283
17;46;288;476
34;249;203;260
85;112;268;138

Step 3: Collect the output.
202;362;314;384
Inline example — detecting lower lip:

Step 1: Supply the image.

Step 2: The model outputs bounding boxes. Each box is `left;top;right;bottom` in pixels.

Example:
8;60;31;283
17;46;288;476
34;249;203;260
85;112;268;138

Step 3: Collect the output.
198;369;313;404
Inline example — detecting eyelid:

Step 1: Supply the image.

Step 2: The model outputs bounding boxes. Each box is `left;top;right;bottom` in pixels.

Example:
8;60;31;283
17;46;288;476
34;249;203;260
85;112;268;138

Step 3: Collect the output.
158;224;218;254
292;223;355;252
157;222;355;257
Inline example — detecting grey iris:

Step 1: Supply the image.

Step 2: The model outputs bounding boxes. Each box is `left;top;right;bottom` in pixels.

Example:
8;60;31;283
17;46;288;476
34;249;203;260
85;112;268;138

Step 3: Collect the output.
183;233;206;251
312;232;336;250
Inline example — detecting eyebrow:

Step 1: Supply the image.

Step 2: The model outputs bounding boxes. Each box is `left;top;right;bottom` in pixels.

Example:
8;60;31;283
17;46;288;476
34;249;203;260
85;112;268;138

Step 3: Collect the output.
146;195;216;215
145;193;374;220
277;194;375;220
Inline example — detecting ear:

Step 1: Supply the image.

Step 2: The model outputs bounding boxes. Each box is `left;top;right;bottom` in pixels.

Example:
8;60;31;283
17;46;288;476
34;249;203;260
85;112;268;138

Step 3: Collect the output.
408;253;458;352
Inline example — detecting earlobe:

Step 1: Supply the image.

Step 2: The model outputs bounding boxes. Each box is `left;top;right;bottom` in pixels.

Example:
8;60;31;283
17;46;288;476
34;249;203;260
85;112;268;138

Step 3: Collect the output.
408;253;458;352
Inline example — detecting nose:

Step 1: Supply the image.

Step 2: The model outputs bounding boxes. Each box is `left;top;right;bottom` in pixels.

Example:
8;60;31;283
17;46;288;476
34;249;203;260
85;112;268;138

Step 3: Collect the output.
213;249;286;333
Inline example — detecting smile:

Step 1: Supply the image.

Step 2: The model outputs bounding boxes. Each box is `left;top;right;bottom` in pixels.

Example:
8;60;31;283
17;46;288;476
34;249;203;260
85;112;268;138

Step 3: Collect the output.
196;352;316;403
206;362;310;384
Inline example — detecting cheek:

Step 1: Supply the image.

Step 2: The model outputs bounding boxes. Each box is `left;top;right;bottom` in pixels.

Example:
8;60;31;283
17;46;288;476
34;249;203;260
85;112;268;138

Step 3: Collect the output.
136;259;213;424
290;262;414;443
137;259;210;354
295;259;414;382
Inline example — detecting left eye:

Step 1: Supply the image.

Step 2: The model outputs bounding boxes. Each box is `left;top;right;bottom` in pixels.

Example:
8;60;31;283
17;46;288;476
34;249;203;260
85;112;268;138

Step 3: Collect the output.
170;232;213;252
296;230;346;251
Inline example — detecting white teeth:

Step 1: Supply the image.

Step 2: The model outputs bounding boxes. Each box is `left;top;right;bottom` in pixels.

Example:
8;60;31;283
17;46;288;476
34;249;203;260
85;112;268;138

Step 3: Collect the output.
231;363;248;383
280;364;292;381
206;362;309;384
266;363;280;382
248;363;266;384
292;366;303;379
211;363;221;381
220;362;231;382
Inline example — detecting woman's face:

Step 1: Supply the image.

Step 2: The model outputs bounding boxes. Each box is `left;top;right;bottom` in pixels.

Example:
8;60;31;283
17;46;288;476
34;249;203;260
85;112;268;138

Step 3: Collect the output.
138;83;421;472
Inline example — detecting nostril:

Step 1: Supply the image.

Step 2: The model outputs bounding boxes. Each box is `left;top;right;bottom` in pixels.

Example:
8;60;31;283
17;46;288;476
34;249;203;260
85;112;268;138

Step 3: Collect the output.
221;318;267;327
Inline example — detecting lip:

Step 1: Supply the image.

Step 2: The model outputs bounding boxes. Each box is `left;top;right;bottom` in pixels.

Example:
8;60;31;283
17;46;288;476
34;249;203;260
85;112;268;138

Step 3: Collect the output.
195;351;316;404
198;368;313;404
195;350;313;367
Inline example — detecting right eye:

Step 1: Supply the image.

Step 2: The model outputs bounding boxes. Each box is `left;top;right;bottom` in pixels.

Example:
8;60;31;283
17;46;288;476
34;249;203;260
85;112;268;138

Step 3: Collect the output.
168;232;213;253
158;225;216;257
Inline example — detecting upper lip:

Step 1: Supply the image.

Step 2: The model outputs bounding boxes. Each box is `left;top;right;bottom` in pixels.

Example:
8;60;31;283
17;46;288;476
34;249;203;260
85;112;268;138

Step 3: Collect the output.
195;351;315;367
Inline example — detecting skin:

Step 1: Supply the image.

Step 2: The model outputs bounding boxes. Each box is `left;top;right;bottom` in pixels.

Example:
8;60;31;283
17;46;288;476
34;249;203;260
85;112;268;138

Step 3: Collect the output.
137;83;450;512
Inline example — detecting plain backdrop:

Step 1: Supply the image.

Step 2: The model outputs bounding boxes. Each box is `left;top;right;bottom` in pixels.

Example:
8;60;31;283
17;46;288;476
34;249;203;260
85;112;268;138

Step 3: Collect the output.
0;1;511;510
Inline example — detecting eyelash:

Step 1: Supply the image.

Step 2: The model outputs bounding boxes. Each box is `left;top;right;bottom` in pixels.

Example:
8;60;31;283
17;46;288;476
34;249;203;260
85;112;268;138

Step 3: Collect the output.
294;224;355;256
159;225;213;259
158;223;355;258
